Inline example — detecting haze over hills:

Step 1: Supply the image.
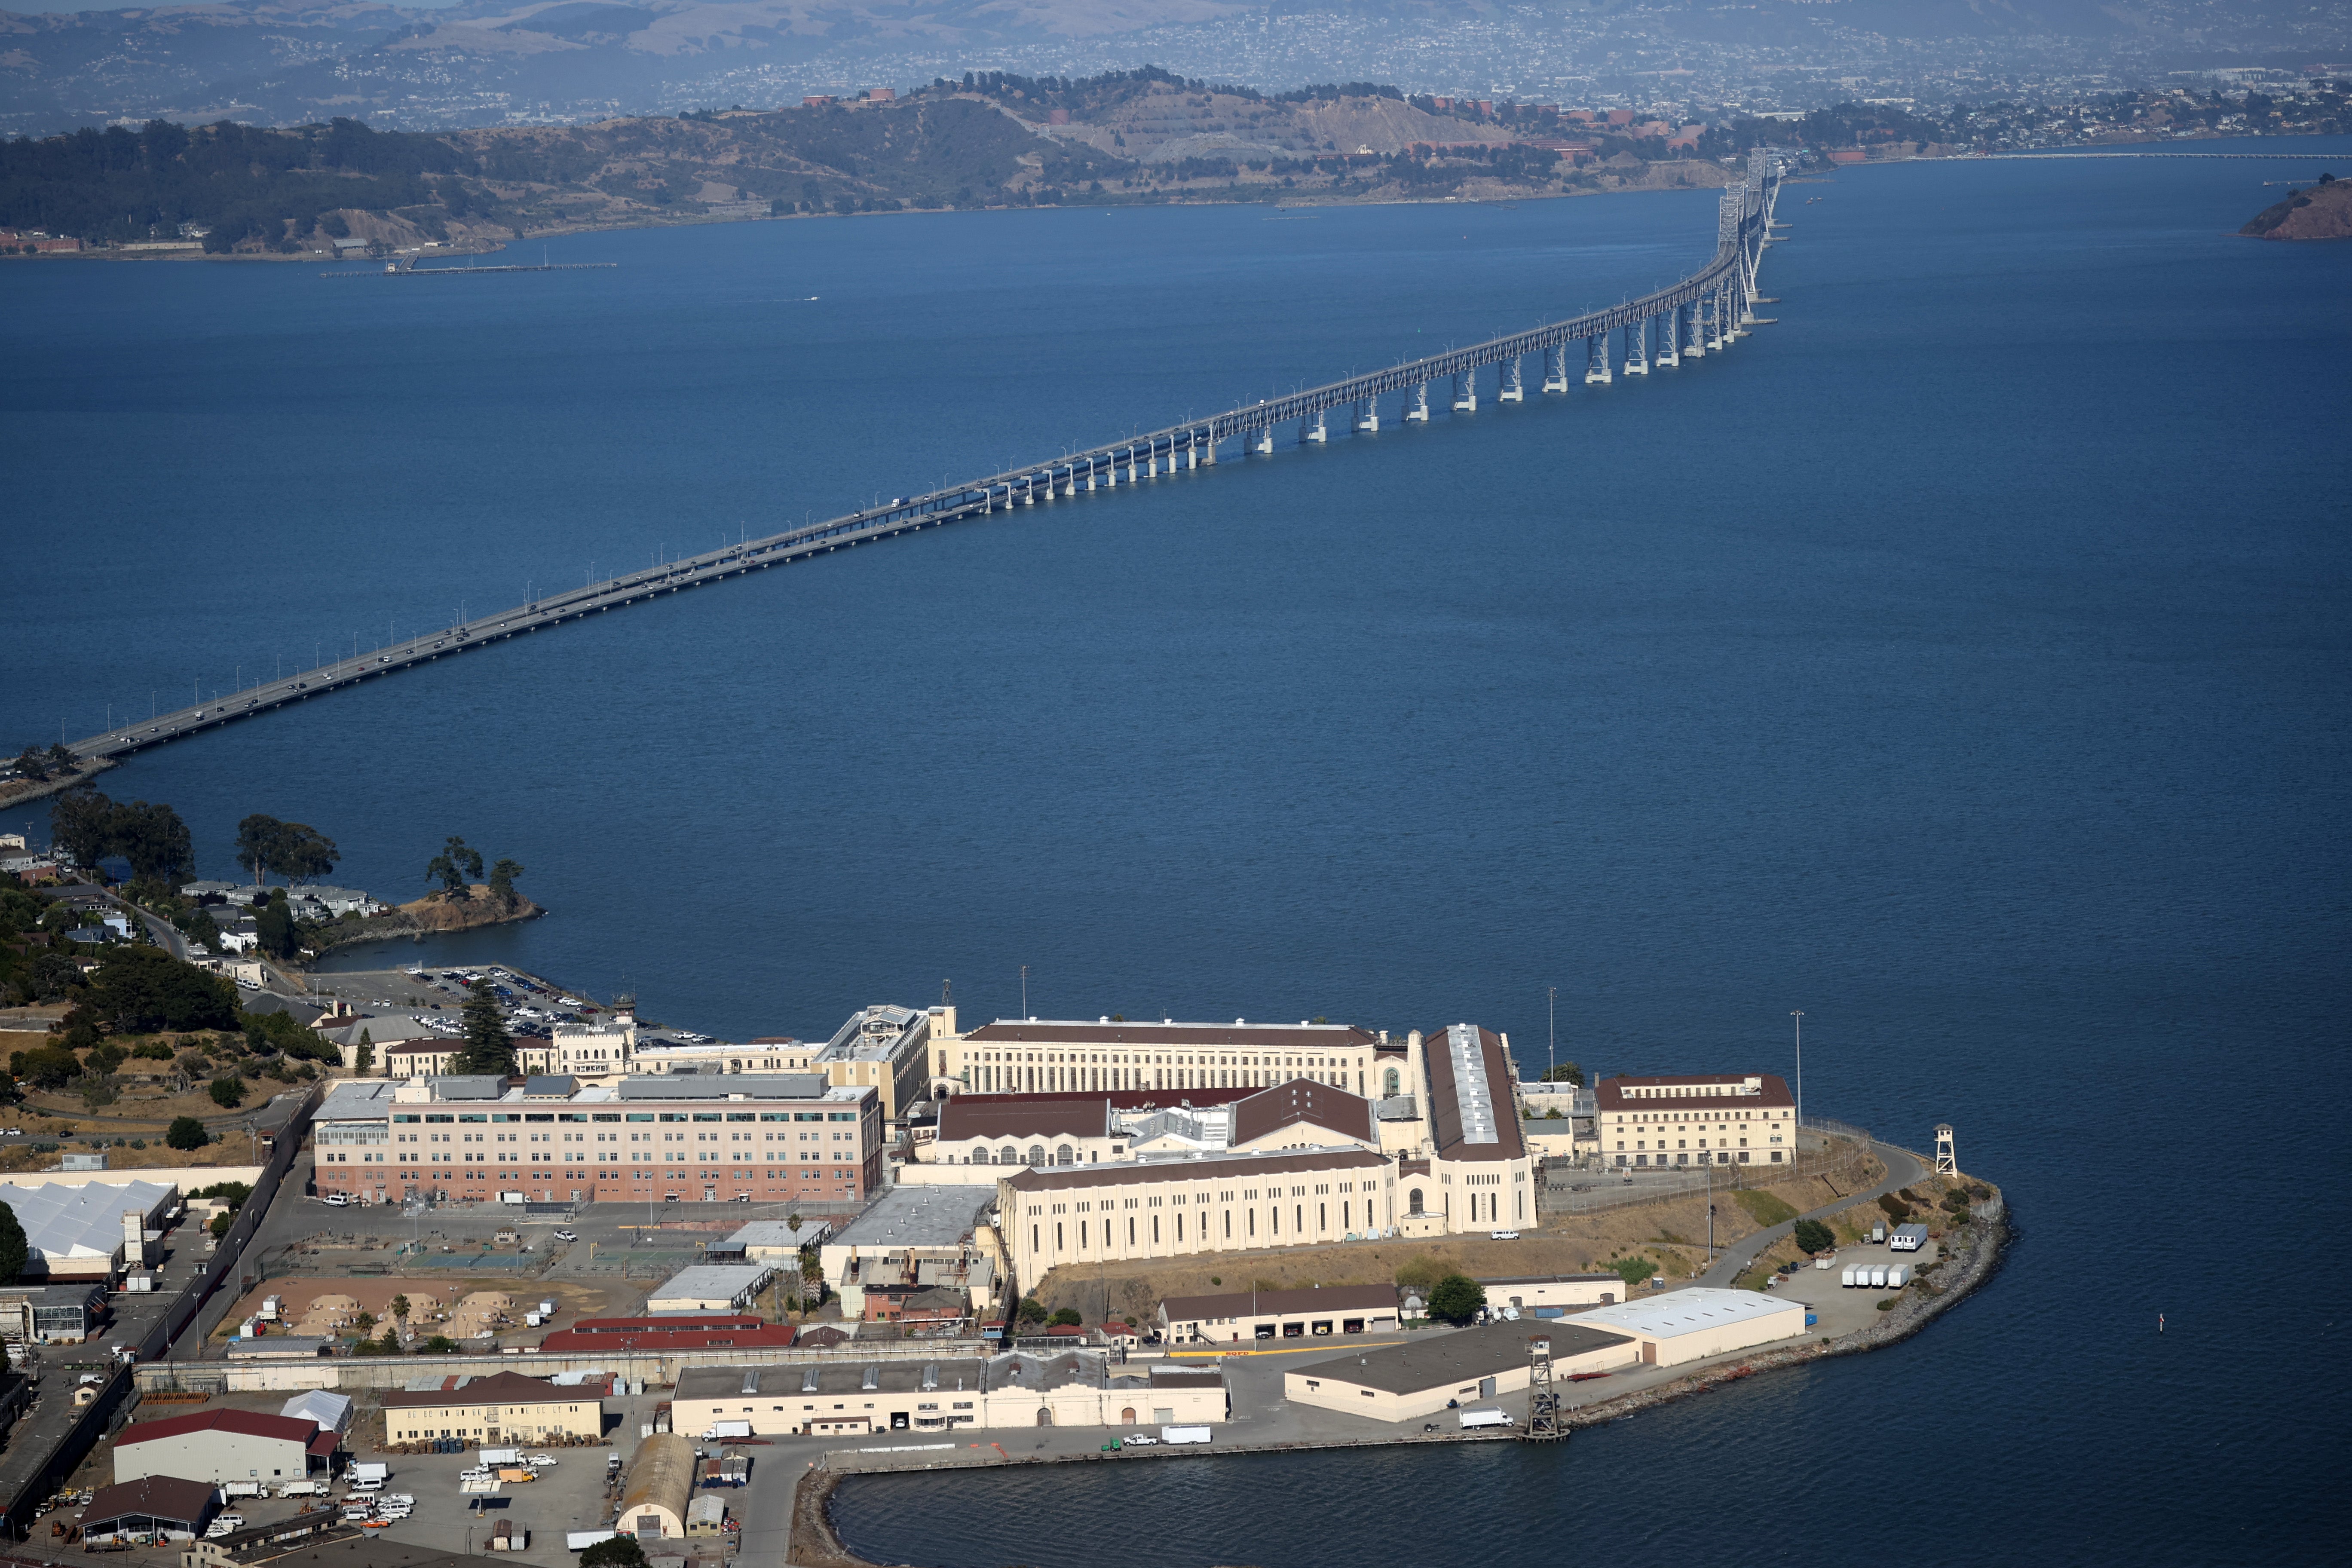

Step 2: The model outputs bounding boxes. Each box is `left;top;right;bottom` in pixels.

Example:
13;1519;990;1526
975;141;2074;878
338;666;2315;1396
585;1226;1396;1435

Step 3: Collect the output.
2;0;2346;137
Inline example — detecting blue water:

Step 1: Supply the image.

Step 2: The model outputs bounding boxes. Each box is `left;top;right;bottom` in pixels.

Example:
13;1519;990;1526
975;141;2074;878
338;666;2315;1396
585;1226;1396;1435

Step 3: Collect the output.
7;141;2351;1560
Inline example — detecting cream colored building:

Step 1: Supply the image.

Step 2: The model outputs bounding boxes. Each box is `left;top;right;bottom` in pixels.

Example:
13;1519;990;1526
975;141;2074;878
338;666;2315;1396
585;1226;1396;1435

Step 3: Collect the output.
1001;1148;1396;1286
934;1016;1386;1099
518;1017;638;1081
667;1355;1224;1436
1567;1288;1808;1366
616;1433;693;1540
377;1371;604;1445
1595;1074;1798;1169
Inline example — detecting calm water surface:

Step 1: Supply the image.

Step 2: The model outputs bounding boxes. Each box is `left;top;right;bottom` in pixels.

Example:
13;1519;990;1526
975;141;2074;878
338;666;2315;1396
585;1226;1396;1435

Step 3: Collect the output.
5;142;2349;1563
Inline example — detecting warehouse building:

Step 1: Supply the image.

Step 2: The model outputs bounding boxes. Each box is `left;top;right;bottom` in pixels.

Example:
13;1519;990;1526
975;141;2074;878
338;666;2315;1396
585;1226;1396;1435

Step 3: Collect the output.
378;1371;606;1446
668;1353;1225;1436
1157;1284;1402;1345
643;1264;774;1313
80;1476;220;1543
1476;1273;1627;1314
0;1179;176;1281
112;1409;331;1486
1566;1288;1809;1366
617;1433;695;1540
1283;1320;1634;1422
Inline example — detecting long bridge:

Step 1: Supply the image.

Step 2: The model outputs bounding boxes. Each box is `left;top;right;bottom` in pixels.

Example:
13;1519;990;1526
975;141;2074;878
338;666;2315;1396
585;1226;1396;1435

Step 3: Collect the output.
61;152;1787;768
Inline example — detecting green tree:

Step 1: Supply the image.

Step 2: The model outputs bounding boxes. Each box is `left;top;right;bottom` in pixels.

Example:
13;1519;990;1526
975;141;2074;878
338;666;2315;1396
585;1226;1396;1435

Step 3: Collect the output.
389;1294;410;1322
254;890;299;959
16;1044;82;1088
176;906;223;951
1048;1307;1082;1327
235;815;340;888
85;946;238;1034
165;1115;208;1150
1426;1274;1486;1325
1539;1062;1584;1085
0;1199;26;1283
49;787;194;883
487;858;524;911
420;1335;460;1354
1877;1193;1912;1222
580;1537;648;1568
452;980;513;1075
1015;1295;1049;1325
209;1210;233;1239
1792;1218;1835;1255
427;836;484;899
208;1074;246;1108
354;1028;375;1075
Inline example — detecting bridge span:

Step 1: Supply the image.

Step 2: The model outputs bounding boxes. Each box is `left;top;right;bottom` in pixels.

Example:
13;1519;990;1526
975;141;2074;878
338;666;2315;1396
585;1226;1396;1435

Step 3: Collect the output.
62;154;1787;769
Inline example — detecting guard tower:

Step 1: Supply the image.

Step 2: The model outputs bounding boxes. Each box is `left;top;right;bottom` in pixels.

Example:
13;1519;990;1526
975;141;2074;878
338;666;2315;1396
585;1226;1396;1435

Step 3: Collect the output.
1935;1123;1957;1176
1523;1335;1564;1443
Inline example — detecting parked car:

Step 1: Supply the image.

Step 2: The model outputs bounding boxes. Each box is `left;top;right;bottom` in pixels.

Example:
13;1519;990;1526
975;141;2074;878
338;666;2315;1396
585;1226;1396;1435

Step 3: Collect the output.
551;1229;577;1243
1489;1230;1520;1240
322;1194;348;1207
1121;1434;1157;1446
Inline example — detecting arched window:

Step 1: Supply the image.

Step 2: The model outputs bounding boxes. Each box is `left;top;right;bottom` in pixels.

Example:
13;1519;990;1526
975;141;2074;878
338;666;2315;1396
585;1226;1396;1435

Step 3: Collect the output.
1027;1144;1047;1167
1382;1068;1400;1097
1054;1144;1075;1166
1407;1189;1424;1216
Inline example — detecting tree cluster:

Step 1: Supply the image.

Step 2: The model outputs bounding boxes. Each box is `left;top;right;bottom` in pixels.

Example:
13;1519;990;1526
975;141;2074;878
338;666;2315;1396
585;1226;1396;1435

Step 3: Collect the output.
50;787;194;885
234;814;340;888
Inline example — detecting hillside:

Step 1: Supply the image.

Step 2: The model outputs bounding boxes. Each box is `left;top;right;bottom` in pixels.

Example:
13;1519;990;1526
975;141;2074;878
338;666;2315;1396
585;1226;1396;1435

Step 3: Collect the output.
0;69;1729;256
2241;175;2352;240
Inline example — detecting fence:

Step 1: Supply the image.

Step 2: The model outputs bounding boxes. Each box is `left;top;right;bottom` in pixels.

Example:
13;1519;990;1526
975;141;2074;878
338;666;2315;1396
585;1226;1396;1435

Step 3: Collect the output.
1537;1123;1879;1218
0;1085;324;1540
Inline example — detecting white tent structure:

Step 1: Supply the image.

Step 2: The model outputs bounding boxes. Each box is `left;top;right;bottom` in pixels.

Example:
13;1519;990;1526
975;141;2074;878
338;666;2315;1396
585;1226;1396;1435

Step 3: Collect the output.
280;1389;353;1433
0;1180;177;1280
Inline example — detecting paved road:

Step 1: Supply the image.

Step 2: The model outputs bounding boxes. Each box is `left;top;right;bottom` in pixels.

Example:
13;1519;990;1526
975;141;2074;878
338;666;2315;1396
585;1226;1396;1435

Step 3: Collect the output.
1697;1139;1923;1289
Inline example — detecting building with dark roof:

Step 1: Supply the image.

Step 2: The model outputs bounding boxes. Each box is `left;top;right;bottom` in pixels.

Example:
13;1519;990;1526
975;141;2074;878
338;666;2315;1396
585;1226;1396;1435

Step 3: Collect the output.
1283;1320;1635;1422
1593;1072;1797;1170
1227;1080;1376;1152
81;1475;220;1541
112;1408;325;1485
1157;1283;1401;1344
934;1016;1384;1100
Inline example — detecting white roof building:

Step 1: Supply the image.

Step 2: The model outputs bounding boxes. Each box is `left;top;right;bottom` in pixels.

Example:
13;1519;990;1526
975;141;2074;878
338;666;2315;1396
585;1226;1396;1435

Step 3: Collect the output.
644;1264;776;1313
279;1389;353;1433
0;1180;178;1280
1567;1287;1809;1366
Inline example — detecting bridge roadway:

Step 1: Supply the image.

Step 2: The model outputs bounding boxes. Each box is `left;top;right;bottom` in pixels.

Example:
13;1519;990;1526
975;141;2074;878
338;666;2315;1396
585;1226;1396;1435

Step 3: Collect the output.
65;159;1785;768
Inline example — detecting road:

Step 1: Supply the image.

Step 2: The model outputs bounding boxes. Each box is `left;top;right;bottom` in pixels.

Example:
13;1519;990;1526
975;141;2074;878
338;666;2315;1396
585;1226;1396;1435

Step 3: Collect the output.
1697;1139;1923;1289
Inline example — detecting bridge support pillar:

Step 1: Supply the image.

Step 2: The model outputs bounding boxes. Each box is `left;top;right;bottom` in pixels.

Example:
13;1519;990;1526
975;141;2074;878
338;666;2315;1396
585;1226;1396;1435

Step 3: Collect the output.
1354;399;1378;433
1201;435;1216;466
1657;309;1681;369
1084;459;1096;491
1452;371;1477;413
1585;334;1612;385
1406;383;1431;423
1304;410;1328;444
1623;318;1649;376
1542;344;1570;394
1252;427;1274;455
1684;300;1706;358
1023;478;1036;506
1499;356;1524;403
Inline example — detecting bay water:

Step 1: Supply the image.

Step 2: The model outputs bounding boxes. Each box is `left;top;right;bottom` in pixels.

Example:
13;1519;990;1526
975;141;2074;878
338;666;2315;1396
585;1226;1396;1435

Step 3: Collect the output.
5;141;2349;1562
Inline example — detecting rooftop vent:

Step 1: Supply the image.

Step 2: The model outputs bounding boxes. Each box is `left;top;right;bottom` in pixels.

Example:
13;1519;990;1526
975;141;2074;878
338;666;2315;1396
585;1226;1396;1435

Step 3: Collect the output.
740;1370;759;1395
861;1365;880;1391
801;1368;819;1394
920;1364;938;1391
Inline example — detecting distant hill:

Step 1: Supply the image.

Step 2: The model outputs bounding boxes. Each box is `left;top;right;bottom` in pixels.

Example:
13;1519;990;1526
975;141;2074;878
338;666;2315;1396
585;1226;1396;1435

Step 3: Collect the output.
2240;175;2352;240
0;70;1730;256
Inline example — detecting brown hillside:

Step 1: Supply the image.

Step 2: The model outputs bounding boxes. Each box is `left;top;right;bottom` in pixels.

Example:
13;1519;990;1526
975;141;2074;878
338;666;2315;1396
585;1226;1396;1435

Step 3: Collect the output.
2241;176;2352;239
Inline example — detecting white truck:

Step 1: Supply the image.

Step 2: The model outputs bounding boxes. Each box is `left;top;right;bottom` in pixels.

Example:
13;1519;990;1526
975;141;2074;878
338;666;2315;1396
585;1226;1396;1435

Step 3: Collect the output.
701;1421;753;1441
1457;1409;1513;1431
567;1534;620;1552
278;1481;326;1498
220;1481;266;1500
349;1463;390;1486
1160;1426;1213;1446
480;1449;523;1467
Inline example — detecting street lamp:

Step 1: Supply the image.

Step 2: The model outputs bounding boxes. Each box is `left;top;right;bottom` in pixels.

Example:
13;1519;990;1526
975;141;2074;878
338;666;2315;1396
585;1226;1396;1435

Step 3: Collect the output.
1790;1010;1804;1142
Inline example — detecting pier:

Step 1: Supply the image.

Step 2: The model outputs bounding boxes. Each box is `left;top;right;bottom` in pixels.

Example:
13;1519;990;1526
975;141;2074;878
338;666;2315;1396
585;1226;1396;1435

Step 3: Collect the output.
72;154;1786;766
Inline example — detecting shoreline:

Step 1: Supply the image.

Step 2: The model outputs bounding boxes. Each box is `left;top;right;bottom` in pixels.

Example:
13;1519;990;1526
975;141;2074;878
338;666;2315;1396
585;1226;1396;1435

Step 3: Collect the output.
795;1192;2013;1567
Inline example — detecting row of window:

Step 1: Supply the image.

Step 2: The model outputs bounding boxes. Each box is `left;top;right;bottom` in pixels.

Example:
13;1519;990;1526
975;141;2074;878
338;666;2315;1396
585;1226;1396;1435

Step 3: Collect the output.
386;1111;859;1125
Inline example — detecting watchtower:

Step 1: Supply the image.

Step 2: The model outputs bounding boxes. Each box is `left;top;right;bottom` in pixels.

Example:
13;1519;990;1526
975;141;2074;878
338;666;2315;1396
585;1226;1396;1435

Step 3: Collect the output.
1523;1335;1564;1443
1934;1123;1957;1176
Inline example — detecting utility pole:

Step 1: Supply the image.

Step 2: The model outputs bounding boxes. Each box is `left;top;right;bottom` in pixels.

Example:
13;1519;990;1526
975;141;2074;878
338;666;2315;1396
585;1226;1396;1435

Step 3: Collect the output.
1020;965;1029;1018
1547;986;1556;1082
1791;1010;1804;1137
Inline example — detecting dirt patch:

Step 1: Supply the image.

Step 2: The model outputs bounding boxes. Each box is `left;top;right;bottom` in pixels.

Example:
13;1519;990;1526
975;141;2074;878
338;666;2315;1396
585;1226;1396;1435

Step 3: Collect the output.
303;886;542;957
213;1275;622;1342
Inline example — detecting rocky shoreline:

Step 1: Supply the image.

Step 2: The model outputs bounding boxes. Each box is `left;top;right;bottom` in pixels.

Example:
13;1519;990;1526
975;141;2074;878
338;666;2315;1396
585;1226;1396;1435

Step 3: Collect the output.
792;1195;2012;1566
